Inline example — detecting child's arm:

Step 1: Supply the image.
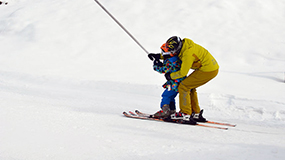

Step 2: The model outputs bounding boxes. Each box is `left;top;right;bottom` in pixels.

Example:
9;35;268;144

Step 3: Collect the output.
154;60;175;74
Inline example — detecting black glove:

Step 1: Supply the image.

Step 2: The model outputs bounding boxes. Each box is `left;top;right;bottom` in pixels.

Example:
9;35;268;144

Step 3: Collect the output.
165;72;172;81
148;53;161;61
153;59;163;67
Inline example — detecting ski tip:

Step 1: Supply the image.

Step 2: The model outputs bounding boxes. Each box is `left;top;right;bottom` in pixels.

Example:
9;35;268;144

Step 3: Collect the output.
221;126;229;130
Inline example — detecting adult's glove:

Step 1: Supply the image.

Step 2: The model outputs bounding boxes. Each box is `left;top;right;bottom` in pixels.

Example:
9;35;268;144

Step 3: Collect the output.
148;53;161;61
165;72;172;81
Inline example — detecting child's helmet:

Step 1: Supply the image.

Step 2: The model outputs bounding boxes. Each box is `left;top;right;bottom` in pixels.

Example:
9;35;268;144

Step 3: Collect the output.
166;36;182;56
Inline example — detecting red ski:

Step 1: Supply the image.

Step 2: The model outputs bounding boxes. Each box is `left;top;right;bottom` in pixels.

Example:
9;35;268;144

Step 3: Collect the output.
123;111;228;130
135;110;236;127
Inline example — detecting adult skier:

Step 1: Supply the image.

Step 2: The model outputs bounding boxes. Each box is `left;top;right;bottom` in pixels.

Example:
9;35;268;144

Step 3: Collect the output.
148;36;219;124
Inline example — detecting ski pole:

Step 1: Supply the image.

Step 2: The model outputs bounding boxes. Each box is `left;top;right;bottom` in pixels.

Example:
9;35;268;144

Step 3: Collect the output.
94;0;149;54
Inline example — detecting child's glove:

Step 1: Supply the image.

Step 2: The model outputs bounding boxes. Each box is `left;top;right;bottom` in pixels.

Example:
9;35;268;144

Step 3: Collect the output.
153;59;163;67
165;72;172;81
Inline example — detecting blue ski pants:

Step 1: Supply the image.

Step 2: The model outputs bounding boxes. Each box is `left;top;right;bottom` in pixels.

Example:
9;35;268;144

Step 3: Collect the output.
161;89;178;110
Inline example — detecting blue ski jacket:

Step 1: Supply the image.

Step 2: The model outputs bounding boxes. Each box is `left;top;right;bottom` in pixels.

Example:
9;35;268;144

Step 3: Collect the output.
153;56;186;92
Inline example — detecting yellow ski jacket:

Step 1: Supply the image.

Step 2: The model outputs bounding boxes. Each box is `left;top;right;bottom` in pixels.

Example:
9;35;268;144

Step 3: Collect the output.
170;38;219;80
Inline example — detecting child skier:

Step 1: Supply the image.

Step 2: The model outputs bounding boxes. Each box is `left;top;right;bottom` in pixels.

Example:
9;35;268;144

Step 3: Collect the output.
150;43;186;119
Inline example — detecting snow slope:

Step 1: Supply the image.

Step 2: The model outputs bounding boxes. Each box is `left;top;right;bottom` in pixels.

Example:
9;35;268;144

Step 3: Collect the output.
1;0;285;159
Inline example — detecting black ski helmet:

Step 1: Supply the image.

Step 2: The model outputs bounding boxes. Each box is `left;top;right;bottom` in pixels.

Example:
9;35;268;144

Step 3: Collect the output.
166;36;182;55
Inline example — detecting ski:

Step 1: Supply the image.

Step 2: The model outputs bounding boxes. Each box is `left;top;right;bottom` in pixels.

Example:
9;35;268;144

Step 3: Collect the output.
123;111;228;130
205;120;236;127
135;110;236;127
129;111;137;116
135;110;150;117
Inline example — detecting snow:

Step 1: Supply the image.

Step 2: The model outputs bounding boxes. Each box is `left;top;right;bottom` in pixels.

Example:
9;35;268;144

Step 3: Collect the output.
1;0;285;159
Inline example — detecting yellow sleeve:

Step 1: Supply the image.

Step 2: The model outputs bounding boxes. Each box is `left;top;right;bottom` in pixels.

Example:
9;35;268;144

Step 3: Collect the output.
170;50;194;79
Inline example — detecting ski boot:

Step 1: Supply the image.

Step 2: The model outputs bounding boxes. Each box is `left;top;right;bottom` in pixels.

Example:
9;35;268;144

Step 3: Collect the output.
153;104;175;119
170;112;197;125
193;109;207;122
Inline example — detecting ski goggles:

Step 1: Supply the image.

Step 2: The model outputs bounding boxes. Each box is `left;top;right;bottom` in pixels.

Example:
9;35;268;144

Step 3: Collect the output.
160;43;176;56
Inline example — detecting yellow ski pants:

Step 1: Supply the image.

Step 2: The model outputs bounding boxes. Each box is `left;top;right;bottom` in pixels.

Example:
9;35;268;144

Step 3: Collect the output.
178;69;219;115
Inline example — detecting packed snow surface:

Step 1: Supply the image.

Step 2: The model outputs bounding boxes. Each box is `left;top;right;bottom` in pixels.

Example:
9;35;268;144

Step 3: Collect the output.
1;0;285;159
